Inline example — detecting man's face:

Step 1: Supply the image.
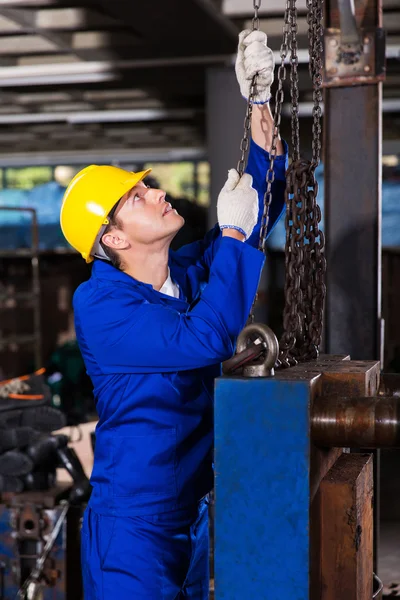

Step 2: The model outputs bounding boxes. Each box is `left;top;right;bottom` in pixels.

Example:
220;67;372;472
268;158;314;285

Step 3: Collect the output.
109;181;184;247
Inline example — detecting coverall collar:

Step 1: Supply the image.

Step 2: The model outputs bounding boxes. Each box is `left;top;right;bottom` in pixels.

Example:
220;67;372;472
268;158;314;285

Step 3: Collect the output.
92;258;188;303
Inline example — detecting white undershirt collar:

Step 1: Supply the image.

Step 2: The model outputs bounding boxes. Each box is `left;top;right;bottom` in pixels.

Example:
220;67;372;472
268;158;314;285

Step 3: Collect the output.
159;268;180;299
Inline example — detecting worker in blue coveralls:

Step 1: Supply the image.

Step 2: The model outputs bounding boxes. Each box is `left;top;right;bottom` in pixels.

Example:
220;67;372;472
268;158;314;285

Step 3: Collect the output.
60;30;288;600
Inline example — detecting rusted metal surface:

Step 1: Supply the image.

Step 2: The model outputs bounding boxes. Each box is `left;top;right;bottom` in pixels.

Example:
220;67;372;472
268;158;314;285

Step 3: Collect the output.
0;485;83;599
312;395;400;448
320;453;373;600
277;356;381;397
323;81;383;362
319;361;381;397
324;0;383;363
323;28;386;87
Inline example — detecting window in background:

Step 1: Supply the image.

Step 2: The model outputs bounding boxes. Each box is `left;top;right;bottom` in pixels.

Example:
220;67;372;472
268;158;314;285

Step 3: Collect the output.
0;166;66;250
267;157;400;251
143;162;195;201
6;167;53;190
382;154;400;248
0;160;212;250
197;162;210;207
54;165;81;187
143;161;210;207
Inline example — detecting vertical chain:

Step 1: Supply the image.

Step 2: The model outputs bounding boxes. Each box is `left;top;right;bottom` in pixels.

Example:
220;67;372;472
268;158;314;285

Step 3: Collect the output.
230;0;326;372
305;0;326;357
237;0;262;177
237;79;256;177
308;0;323;167
252;0;261;30
278;0;326;367
289;0;300;162
258;0;291;255
247;0;291;323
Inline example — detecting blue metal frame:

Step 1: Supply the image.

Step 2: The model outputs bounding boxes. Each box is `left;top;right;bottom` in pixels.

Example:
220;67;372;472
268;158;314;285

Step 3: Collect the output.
214;376;312;599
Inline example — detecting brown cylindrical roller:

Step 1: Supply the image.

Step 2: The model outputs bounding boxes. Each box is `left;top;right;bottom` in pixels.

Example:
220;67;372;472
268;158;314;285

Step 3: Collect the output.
311;395;400;448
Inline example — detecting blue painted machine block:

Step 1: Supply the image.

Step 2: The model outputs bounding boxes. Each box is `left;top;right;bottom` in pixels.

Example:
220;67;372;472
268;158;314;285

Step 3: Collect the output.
214;375;315;600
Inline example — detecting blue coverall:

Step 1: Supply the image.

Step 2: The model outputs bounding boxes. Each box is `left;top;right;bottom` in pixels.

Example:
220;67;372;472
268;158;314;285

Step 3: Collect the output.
74;138;288;599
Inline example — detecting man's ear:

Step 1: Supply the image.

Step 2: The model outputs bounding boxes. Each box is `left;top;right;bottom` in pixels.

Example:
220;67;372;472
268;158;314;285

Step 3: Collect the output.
102;230;130;251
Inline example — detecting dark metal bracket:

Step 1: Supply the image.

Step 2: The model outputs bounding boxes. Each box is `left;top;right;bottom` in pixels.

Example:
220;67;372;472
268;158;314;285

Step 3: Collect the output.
323;27;386;87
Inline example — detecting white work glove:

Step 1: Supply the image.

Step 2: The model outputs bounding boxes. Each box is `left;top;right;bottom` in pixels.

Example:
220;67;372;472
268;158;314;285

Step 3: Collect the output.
217;170;258;240
235;29;275;104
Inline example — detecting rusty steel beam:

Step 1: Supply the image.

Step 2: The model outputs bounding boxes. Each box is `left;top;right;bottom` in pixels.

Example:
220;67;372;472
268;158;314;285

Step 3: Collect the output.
323;0;384;572
323;0;384;362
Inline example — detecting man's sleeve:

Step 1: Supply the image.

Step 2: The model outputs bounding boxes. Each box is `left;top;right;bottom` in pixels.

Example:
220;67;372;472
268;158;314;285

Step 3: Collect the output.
172;138;288;267
170;224;221;272
76;238;265;374
245;138;289;249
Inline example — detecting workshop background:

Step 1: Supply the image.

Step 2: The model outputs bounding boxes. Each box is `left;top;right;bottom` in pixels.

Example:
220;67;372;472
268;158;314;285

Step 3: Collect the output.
0;0;398;598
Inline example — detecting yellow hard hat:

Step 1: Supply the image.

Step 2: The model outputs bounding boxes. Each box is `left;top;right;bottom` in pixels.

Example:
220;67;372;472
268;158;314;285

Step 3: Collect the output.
60;165;151;263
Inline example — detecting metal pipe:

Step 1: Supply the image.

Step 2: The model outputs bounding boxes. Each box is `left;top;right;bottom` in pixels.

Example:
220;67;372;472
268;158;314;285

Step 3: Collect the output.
311;395;400;448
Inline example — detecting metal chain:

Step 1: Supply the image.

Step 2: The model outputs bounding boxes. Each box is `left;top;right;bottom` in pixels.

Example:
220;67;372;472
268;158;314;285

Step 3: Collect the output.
227;0;326;374
252;0;261;31
308;0;323;167
237;77;256;177
289;0;300;162
303;0;326;358
236;0;291;322
278;0;326;367
246;0;291;323
258;0;291;255
237;0;261;177
278;0;303;366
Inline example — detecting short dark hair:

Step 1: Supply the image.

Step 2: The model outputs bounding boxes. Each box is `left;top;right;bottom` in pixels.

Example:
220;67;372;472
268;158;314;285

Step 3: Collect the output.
99;201;124;270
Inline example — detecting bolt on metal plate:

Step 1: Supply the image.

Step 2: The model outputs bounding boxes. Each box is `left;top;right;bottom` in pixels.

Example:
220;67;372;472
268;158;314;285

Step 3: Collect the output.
323;28;386;87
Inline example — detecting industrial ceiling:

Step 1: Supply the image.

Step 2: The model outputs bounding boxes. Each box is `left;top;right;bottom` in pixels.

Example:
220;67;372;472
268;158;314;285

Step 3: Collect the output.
0;0;398;165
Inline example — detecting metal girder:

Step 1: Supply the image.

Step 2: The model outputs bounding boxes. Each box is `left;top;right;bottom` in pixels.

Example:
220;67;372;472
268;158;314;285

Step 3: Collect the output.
0;107;200;125
323;0;384;575
0;7;74;52
222;0;308;15
0;146;206;167
35;7;120;30
323;0;383;361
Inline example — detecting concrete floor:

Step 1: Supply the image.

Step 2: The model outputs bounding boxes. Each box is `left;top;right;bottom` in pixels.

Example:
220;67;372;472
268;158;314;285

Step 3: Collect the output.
380;522;400;595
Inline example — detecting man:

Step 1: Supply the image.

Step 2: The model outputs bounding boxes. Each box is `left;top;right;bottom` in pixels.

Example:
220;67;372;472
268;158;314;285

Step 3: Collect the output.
60;30;288;600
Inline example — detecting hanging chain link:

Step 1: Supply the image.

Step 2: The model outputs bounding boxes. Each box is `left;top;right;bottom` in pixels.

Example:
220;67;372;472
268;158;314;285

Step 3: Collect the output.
289;0;300;162
233;0;326;370
237;0;261;177
308;0;323;166
278;0;326;367
237;78;256;177
258;0;291;256
246;0;291;324
303;0;326;359
252;0;260;31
